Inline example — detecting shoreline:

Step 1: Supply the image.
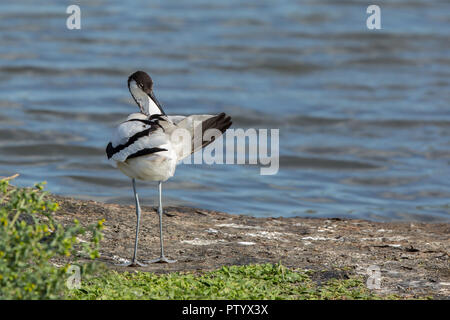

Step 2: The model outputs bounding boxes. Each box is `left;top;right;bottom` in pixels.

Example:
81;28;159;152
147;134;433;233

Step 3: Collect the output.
48;192;449;299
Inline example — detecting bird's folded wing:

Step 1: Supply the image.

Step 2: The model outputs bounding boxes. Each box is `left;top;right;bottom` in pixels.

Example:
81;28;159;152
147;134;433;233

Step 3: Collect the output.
106;120;168;163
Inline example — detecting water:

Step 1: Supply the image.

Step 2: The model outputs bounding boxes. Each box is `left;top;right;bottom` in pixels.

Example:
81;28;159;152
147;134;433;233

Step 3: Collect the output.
0;0;449;222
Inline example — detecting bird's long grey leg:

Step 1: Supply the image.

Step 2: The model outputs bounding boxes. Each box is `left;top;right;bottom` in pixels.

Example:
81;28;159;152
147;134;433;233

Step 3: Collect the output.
116;178;147;267
146;181;176;263
158;181;165;258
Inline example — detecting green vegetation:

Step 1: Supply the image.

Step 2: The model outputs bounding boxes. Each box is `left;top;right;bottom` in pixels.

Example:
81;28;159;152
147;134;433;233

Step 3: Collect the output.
0;178;104;299
67;263;386;300
0;177;401;300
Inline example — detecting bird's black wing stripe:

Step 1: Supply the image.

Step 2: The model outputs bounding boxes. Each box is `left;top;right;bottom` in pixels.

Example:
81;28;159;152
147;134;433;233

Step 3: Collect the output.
106;127;157;159
126;147;168;160
126;119;155;125
126;117;166;130
148;114;167;121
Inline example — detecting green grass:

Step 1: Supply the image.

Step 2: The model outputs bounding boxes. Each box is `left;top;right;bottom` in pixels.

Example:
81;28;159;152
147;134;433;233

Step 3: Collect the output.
67;263;389;300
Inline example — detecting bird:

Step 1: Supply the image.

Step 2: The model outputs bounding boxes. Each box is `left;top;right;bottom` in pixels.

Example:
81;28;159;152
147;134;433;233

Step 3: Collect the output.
106;71;232;266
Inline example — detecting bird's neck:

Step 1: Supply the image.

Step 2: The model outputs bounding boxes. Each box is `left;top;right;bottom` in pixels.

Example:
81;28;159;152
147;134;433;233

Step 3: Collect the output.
141;95;163;116
130;85;164;116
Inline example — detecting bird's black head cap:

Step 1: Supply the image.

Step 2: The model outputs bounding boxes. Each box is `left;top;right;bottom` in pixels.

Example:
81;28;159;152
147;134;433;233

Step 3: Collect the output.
128;70;153;93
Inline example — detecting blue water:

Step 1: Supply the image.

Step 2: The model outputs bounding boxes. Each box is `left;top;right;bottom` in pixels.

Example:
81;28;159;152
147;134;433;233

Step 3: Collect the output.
0;0;449;222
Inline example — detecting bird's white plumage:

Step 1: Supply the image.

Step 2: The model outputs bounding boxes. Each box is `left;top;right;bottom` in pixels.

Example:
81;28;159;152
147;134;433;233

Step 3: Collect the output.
117;144;177;182
107;81;226;182
108;113;176;182
110;117;166;163
111;114;150;148
108;112;220;181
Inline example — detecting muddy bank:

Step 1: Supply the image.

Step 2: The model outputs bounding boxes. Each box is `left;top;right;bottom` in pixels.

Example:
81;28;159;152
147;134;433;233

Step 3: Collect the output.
50;194;449;299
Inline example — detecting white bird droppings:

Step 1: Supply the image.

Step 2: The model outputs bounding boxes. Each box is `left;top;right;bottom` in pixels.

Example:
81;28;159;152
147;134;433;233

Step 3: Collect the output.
181;238;225;246
301;236;333;241
216;223;261;230
113;255;130;264
246;231;290;241
237;241;256;246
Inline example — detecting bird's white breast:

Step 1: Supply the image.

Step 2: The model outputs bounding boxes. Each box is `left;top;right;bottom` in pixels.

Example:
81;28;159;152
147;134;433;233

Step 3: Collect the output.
117;145;177;182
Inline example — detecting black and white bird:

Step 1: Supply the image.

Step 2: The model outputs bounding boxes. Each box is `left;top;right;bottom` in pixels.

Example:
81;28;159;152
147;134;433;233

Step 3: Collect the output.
106;71;232;266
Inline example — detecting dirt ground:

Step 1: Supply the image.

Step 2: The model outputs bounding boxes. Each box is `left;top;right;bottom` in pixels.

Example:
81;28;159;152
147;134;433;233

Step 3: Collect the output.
51;194;449;299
